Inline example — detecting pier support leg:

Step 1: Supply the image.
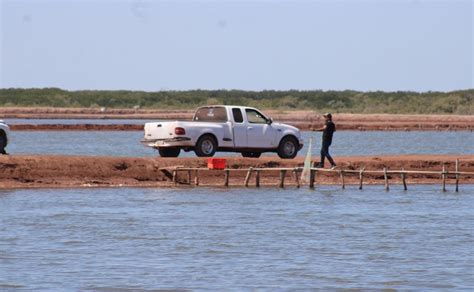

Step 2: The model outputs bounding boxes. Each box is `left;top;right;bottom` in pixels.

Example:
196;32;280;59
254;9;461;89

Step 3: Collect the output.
187;170;192;184
442;165;447;192
194;170;199;186
401;168;407;191
455;159;460;192
293;168;300;188
309;169;315;189
224;170;230;187
244;167;253;187
339;170;345;190
255;170;260;188
279;170;286;188
172;170;178;185
383;167;389;191
359;168;364;190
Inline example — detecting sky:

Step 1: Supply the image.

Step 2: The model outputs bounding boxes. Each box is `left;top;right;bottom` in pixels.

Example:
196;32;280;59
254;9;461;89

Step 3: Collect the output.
1;0;473;92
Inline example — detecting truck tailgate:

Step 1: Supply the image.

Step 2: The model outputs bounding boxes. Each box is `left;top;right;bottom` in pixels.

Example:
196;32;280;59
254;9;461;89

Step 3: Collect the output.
144;122;177;140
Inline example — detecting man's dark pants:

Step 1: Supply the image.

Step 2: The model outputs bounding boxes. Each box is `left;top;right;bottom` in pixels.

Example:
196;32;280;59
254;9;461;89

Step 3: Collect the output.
320;140;335;167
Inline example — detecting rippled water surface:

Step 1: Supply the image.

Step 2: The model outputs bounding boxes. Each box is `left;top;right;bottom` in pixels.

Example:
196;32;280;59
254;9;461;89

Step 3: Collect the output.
1;186;473;290
8;130;474;157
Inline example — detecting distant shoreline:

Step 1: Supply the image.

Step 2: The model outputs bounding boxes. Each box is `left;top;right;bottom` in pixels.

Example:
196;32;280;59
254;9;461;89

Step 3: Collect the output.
1;88;472;114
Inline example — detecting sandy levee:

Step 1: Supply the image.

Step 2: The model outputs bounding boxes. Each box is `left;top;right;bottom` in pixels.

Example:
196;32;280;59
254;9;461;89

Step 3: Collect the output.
0;154;472;189
2;107;473;131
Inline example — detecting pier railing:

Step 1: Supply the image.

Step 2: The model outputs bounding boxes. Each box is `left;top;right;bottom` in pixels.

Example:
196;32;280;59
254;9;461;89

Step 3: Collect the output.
166;160;473;192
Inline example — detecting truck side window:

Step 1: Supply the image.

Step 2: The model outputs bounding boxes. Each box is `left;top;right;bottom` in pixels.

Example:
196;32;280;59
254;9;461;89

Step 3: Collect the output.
245;109;267;124
194;107;227;122
232;108;244;123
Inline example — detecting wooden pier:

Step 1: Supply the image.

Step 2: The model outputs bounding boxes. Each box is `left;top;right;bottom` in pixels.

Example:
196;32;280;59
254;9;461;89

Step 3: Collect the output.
168;159;474;192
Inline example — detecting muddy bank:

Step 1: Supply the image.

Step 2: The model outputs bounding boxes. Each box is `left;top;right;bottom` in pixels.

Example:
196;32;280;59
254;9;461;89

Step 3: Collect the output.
0;154;472;189
2;108;473;131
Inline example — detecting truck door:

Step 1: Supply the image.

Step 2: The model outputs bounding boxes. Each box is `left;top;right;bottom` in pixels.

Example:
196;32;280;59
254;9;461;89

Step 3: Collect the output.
245;108;276;148
231;108;247;148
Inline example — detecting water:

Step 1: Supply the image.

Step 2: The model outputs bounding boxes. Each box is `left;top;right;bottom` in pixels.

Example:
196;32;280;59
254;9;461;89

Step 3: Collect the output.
7;130;474;157
4;118;150;125
0;186;472;290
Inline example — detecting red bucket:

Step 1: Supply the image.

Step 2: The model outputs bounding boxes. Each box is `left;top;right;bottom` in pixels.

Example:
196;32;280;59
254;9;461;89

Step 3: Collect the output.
208;158;226;170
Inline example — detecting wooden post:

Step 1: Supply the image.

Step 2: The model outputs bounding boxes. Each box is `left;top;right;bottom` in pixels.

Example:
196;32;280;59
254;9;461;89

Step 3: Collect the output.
309;169;315;189
224;169;230;187
244;167;253;187
339;170;345;189
293;168;300;188
187;170;192;184
279;170;286;188
401;168;407;191
255;170;260;188
172;170;178;185
442;165;447;192
455;159;460;192
383;167;389;191
194;170;199;186
359;168;364;190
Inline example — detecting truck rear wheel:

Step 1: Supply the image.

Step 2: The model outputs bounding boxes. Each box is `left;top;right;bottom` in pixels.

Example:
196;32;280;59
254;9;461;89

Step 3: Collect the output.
242;152;261;158
277;136;298;159
195;135;217;157
158;147;180;158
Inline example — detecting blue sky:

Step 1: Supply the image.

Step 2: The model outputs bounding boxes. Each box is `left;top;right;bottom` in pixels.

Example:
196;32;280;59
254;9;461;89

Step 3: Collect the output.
1;0;472;91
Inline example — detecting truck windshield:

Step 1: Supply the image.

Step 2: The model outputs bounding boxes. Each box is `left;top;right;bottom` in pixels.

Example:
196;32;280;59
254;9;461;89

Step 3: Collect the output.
194;107;228;122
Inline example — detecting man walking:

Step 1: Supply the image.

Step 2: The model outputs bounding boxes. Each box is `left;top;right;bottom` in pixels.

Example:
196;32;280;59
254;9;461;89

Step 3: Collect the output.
315;113;336;169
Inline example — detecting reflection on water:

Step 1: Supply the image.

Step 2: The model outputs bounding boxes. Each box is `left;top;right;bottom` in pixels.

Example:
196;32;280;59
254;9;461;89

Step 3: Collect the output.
0;186;473;290
7;130;474;157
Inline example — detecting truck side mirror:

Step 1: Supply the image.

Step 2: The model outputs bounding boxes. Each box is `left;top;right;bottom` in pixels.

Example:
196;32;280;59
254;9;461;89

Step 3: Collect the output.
267;117;273;125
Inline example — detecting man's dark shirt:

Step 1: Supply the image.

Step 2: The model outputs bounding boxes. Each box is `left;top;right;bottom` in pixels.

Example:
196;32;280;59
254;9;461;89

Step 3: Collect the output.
323;121;336;144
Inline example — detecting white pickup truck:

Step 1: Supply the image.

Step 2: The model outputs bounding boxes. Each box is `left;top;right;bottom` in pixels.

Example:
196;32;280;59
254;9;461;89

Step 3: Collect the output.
142;105;304;159
0;120;10;155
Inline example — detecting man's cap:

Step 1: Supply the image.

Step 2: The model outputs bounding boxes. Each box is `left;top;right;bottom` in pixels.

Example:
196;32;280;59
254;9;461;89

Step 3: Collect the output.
323;113;332;119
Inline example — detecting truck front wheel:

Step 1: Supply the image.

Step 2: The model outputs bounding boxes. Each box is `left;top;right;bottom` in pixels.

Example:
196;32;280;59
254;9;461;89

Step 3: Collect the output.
195;135;217;157
158;147;181;158
277;136;298;159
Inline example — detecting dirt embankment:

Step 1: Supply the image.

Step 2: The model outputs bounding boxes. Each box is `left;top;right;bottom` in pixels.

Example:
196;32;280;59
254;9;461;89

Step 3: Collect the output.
0;154;472;189
2;107;473;131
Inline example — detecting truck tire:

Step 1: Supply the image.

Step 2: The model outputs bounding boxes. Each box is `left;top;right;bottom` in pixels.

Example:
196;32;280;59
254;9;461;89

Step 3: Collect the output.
0;131;6;155
277;136;298;159
158;147;180;158
195;135;217;157
242;152;261;158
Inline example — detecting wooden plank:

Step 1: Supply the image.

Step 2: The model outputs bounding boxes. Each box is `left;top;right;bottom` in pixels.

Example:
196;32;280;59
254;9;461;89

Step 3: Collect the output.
160;169;174;181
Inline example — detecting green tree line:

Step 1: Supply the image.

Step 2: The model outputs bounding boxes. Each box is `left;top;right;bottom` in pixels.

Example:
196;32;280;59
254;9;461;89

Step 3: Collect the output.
0;88;472;114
